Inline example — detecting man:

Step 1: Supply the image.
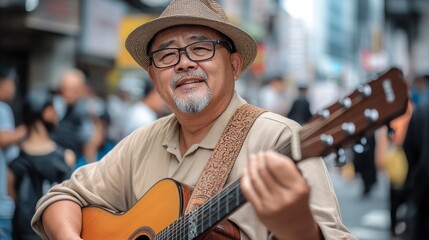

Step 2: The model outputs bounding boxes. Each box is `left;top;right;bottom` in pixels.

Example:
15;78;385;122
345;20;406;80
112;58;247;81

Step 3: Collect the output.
123;79;170;136
0;65;26;240
50;69;94;162
258;75;288;116
287;84;313;125
32;0;355;239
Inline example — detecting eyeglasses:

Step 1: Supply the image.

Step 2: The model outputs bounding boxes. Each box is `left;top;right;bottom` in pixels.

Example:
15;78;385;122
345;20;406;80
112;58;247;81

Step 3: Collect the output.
148;40;234;69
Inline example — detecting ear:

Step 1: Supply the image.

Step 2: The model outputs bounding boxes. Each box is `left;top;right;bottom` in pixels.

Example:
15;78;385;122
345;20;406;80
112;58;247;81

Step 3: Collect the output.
230;53;243;81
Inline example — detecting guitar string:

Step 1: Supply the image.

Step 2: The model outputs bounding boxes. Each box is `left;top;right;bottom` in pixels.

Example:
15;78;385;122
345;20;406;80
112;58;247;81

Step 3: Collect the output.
298;93;364;155
190;181;244;233
193;180;242;235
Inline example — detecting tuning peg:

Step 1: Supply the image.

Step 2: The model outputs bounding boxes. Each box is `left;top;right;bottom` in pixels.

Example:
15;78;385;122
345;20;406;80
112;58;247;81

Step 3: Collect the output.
335;148;347;167
353;136;368;154
320;134;334;147
339;97;352;109
364;109;379;122
358;84;372;97
317;109;330;119
341;122;356;135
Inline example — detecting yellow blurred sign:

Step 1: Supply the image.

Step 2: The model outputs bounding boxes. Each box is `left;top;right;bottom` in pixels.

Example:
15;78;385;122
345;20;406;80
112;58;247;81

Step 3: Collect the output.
116;15;156;68
251;43;265;75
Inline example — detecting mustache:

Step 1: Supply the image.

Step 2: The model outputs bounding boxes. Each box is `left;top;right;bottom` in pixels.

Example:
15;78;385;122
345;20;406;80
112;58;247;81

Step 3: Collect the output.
170;69;208;89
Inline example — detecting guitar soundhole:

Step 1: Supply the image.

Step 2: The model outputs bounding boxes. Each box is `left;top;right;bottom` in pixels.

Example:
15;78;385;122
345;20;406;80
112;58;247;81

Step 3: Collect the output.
135;236;150;240
129;226;155;240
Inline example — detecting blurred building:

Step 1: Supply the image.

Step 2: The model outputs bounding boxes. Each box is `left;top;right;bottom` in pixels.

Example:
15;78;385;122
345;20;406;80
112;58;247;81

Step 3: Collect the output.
2;0;429;107
384;0;429;77
0;0;169;99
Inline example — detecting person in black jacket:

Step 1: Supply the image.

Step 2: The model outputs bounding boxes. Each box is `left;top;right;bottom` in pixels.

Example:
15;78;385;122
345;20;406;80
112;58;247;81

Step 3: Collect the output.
7;90;75;240
402;100;429;239
287;84;312;125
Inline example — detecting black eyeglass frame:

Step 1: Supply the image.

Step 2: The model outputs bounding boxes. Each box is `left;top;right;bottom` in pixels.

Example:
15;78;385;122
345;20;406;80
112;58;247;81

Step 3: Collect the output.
148;40;234;69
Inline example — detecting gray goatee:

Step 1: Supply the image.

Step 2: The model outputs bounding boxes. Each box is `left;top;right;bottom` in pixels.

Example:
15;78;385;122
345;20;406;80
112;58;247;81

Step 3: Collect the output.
171;70;211;113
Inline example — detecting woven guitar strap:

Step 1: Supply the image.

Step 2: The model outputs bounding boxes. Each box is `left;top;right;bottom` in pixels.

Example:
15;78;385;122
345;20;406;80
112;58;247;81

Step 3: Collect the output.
185;104;266;214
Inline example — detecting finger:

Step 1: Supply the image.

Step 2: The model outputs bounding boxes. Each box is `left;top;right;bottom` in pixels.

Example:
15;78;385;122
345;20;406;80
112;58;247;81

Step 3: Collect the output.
254;152;284;196
265;151;303;186
247;152;272;199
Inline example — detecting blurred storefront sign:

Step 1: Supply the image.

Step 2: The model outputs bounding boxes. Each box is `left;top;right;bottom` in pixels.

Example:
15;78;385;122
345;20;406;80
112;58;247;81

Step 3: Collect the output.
116;15;155;68
80;0;125;59
361;49;387;72
25;0;79;35
250;43;266;76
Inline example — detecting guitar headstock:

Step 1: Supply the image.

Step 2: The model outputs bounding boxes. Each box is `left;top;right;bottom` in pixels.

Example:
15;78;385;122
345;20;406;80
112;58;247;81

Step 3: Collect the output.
299;67;408;160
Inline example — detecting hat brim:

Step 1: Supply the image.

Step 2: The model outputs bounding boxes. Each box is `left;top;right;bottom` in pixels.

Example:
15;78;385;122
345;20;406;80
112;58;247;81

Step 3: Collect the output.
125;16;257;71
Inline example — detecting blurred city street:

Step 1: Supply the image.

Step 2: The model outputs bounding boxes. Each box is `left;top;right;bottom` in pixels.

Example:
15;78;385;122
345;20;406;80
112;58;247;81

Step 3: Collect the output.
1;0;428;239
329;163;392;240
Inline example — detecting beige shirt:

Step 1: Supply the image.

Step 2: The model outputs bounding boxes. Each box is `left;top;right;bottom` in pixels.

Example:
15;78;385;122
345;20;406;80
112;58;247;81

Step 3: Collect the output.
32;93;355;240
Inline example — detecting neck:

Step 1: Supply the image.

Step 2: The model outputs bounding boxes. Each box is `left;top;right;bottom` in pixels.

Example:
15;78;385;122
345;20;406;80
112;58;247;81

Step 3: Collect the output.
178;118;215;155
23;122;54;147
174;92;235;154
176;103;226;155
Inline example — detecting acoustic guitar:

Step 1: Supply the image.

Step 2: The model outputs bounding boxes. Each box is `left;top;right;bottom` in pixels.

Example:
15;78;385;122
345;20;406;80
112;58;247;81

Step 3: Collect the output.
81;67;408;239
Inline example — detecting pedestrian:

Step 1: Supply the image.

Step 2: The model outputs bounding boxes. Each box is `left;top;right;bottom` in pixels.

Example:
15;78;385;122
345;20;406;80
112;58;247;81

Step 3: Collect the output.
123;79;170;136
0;64;26;240
258;75;288;115
31;1;355;239
402;100;429;239
50;69;94;163
410;75;429;106
106;76;143;142
287;84;313;125
7;89;75;240
352;134;377;197
375;101;413;237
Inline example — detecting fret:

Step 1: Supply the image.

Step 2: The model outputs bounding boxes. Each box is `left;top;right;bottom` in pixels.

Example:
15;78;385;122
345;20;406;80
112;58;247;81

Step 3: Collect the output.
235;182;240;206
219;189;228;217
198;208;204;236
217;196;220;222
225;188;229;214
178;217;181;239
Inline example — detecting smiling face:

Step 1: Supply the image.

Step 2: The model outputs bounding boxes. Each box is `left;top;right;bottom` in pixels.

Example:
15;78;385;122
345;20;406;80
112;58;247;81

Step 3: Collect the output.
147;25;243;115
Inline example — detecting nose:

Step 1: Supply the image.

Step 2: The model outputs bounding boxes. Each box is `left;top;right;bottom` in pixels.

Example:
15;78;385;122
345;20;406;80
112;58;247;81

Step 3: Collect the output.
174;49;198;72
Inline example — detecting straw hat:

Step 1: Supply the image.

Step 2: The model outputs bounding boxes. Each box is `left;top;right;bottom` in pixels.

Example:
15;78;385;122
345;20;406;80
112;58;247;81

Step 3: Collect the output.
125;0;257;71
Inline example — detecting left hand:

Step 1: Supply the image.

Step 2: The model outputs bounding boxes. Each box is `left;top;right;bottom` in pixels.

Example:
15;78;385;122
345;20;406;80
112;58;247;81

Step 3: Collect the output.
241;150;320;240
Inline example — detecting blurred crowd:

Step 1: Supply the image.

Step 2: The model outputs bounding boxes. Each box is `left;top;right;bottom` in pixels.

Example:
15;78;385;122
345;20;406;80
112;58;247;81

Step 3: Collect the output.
0;64;173;239
1;59;429;240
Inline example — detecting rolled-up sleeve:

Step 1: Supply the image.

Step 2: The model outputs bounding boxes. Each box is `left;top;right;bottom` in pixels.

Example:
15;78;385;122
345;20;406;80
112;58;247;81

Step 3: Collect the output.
31;136;133;239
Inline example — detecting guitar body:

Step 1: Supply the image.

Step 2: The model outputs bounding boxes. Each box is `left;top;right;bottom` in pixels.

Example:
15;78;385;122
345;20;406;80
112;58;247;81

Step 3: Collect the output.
81;178;191;240
81;178;239;240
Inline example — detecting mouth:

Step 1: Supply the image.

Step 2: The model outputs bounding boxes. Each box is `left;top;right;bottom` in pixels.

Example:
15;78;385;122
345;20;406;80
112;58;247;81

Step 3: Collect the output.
175;78;205;89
